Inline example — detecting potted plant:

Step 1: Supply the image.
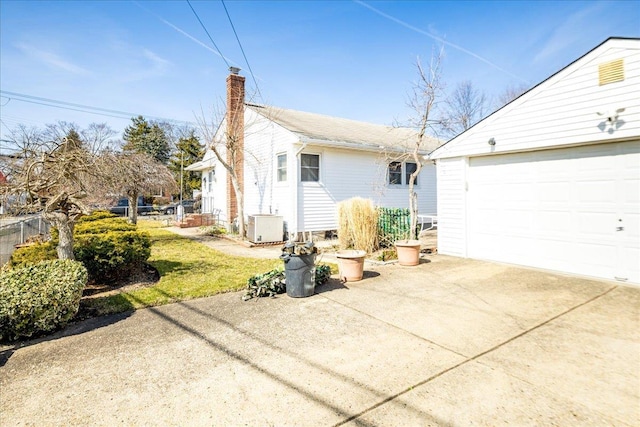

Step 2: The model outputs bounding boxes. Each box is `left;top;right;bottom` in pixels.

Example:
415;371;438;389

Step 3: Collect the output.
394;239;421;266
336;198;378;280
336;249;366;282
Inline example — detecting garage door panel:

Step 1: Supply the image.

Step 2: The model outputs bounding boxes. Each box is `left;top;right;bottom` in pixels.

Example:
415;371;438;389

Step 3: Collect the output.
576;212;617;237
539;182;571;203
468;141;639;284
576;180;617;203
501;209;534;231
537;211;572;234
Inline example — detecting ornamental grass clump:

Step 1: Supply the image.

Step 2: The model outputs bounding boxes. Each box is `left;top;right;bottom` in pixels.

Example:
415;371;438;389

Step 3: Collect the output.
0;259;88;342
337;197;379;254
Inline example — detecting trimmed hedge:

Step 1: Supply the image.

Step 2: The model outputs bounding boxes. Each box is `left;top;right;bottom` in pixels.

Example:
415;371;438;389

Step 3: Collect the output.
9;241;57;266
74;230;151;282
10;211;151;283
0;260;88;341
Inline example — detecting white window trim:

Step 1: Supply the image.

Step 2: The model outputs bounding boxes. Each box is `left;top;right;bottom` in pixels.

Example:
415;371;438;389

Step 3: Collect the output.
276;152;287;184
387;161;420;187
300;152;321;183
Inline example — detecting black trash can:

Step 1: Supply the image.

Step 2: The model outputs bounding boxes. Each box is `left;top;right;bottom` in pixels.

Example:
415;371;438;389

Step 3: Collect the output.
281;251;316;298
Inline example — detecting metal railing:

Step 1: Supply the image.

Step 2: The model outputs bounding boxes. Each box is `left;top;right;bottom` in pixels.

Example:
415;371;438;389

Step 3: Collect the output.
0;215;50;265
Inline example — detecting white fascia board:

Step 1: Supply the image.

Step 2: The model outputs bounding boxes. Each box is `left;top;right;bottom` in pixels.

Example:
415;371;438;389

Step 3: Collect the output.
298;136;430;156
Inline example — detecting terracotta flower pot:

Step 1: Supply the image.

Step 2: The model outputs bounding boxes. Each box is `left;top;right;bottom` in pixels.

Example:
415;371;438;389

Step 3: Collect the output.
394;240;421;266
336;250;366;282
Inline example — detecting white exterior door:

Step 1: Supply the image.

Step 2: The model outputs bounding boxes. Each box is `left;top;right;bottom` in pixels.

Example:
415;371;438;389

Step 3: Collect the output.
467;141;639;284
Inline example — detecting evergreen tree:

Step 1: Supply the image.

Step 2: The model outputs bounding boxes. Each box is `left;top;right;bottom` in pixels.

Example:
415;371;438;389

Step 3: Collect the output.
169;131;204;199
122;116;171;164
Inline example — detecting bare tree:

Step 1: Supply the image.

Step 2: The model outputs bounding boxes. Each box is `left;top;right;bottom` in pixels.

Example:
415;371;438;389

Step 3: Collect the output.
440;80;487;138
495;83;530;109
4;122;114;259
404;48;445;240
100;152;177;224
197;102;247;237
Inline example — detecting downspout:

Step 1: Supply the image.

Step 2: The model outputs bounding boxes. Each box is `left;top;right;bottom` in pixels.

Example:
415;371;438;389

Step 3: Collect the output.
291;142;308;240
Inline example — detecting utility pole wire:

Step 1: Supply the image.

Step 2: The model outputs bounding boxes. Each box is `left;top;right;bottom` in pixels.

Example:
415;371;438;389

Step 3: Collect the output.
186;0;231;69
0;90;197;126
220;0;262;100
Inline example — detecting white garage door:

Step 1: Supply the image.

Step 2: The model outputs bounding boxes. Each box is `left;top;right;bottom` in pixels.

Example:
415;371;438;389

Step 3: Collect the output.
467;141;639;284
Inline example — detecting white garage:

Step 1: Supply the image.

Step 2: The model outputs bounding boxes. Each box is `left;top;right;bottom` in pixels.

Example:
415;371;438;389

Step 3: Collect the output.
431;38;640;285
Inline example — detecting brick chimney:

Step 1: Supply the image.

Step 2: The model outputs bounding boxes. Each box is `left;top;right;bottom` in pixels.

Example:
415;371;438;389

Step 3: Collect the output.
226;66;245;224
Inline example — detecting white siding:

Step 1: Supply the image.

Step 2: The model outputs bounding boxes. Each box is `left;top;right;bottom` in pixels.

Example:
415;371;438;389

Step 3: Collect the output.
435;157;467;257
428;39;640;285
297;146;437;232
243;109;297;232
432;40;640;159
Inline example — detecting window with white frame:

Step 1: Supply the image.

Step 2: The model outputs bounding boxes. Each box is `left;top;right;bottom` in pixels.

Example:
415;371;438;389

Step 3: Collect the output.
388;161;402;185
388;161;419;186
405;162;418;186
207;170;214;192
276;153;287;182
300;153;320;182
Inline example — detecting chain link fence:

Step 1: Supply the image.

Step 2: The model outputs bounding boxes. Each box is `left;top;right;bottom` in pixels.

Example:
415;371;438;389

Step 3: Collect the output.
0;216;50;266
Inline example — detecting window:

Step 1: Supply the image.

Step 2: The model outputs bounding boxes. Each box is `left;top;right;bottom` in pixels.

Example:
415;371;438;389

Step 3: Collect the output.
388;162;402;185
301;153;319;182
388;161;419;186
277;154;287;182
405;162;418;186
207;171;214;192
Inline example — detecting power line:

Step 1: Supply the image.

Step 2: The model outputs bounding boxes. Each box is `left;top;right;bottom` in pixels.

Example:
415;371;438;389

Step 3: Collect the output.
0;90;197;126
186;0;230;69
220;0;262;100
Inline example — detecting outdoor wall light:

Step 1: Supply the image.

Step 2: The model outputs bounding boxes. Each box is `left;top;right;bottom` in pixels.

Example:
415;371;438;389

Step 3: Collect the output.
488;137;496;146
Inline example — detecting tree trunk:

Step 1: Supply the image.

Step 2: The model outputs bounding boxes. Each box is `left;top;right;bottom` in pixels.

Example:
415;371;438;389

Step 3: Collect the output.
408;180;418;240
408;154;423;241
43;211;75;260
127;192;139;225
230;174;245;238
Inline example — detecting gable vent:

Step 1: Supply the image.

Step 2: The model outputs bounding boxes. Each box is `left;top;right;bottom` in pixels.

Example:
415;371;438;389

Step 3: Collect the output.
599;59;624;85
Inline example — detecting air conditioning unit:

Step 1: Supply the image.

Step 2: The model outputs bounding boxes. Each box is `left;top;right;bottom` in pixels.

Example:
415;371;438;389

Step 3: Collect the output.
248;215;284;243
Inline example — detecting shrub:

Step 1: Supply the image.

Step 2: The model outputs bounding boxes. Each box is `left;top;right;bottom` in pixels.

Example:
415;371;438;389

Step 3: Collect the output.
9;212;151;283
10;241;57;267
337;197;379;253
74;230;151;283
79;210;118;222
0;260;88;341
74;218;136;235
200;225;227;236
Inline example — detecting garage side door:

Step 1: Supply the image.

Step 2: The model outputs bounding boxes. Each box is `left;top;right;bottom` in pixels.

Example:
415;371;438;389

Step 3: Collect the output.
467;141;639;284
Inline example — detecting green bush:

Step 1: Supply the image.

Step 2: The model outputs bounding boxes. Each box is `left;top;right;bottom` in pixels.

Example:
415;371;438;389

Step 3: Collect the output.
10;241;57;267
0;260;88;341
74;230;151;282
78;210;118;222
74;218;136;235
9;212;151;283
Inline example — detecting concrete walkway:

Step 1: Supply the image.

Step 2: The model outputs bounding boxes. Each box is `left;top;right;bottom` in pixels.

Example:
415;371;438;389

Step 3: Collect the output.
1;231;638;426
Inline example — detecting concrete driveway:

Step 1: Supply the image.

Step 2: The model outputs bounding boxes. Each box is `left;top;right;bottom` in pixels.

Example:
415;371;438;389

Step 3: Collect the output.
1;254;638;426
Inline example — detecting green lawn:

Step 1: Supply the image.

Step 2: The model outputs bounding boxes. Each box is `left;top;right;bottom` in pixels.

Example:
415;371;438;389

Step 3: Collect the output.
80;221;281;317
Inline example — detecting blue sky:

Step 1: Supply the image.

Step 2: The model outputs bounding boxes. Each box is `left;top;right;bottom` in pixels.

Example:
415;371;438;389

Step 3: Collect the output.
1;0;639;144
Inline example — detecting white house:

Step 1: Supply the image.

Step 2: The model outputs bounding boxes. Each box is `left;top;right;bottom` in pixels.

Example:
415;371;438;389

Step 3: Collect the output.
430;37;640;285
188;69;441;240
